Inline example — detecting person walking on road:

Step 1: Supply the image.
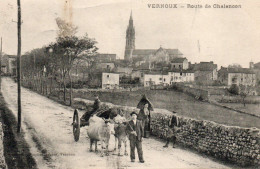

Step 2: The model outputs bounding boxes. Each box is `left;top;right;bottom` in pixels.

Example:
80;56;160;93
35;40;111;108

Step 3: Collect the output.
163;111;180;148
126;112;145;163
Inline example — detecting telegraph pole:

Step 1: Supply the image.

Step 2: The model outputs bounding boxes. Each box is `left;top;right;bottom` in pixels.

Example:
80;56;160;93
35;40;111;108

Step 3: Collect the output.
17;0;22;133
0;37;2;91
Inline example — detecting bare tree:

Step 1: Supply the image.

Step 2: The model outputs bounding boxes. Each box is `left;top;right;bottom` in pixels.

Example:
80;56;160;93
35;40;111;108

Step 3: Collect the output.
239;85;253;107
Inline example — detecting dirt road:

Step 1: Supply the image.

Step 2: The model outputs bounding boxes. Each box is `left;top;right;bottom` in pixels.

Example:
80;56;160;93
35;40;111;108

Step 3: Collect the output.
1;77;230;169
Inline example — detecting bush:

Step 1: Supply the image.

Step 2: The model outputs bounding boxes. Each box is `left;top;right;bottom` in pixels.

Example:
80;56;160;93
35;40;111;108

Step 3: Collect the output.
228;84;239;95
66;80;88;89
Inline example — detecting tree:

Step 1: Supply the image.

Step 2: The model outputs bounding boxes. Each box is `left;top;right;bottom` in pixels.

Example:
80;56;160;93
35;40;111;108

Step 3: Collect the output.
228;84;239;95
47;18;98;105
239;85;251;107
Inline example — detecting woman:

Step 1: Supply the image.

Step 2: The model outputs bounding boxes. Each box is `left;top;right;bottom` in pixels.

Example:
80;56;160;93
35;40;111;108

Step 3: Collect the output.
137;103;149;131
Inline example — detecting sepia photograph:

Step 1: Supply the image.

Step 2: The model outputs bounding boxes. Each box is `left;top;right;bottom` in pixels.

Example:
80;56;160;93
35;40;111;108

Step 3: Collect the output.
0;0;259;168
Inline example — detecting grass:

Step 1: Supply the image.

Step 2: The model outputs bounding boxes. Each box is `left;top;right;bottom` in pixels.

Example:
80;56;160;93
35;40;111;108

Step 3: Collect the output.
220;103;260;117
0;93;37;169
72;89;260;129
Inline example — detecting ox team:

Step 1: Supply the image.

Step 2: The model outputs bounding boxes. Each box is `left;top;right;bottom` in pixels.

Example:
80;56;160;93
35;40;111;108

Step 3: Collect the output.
82;95;179;164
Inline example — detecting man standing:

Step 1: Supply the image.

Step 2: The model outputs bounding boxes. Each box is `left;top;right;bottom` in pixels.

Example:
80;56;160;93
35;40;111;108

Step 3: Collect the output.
137;103;149;132
126;112;145;163
163;111;179;148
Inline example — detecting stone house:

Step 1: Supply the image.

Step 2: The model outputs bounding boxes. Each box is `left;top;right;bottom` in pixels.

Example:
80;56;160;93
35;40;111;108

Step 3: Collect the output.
94;62;115;71
191;61;218;85
218;67;256;87
250;61;260;86
93;53;116;62
131;62;152;84
144;71;170;87
1;55;16;75
102;72;120;89
113;60;133;77
170;57;189;70
168;69;195;84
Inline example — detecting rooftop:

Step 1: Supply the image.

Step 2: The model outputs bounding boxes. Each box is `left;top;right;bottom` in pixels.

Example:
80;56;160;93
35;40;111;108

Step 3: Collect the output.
219;67;255;74
171;57;187;63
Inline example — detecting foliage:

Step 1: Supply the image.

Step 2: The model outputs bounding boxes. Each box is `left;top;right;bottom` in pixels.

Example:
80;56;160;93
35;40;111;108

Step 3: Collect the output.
20;18;98;104
212;80;224;86
228;84;239;95
120;76;140;84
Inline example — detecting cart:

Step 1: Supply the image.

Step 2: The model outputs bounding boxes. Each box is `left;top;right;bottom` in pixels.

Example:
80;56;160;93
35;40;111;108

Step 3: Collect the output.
72;108;116;142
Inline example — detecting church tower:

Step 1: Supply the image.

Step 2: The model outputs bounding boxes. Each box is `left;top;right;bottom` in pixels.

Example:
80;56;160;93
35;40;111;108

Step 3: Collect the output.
124;11;135;61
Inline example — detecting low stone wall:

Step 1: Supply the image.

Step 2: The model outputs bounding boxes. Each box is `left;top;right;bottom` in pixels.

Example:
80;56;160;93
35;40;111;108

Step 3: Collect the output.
170;84;209;101
0;122;7;169
150;113;260;167
74;98;260;167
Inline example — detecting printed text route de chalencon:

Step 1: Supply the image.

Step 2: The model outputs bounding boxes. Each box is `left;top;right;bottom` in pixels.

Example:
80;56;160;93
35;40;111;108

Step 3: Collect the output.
147;4;242;8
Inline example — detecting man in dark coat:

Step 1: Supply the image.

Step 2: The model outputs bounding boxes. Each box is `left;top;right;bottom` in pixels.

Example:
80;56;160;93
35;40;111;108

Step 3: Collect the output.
80;96;101;126
137;103;149;132
126;112;145;163
163;111;179;148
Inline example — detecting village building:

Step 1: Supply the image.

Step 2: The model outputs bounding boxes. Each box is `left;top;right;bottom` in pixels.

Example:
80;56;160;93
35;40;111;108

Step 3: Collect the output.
124;12;183;63
113;60;133;77
190;61;218;85
144;69;195;87
168;69;195;84
170;57;189;70
93;53;116;62
218;67;256;87
131;62;153;84
102;72;119;89
1;55;16;76
94;62;115;71
144;71;169;87
250;61;260;85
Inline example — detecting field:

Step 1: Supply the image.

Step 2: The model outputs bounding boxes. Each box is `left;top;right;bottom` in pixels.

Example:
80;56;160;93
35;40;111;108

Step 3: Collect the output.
220;103;260;117
72;89;260;129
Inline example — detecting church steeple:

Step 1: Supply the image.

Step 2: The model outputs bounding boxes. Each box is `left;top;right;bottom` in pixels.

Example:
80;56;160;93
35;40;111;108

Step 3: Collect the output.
124;11;135;61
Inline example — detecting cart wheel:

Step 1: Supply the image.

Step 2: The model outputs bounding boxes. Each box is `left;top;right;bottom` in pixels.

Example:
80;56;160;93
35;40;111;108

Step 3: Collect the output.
73;109;80;142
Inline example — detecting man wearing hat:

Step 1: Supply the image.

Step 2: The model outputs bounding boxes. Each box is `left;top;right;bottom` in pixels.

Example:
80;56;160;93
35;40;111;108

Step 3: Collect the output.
80;95;101;126
126;112;145;163
163;111;180;148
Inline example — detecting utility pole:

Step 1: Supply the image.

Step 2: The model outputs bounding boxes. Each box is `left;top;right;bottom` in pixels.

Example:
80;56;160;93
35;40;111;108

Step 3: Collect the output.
0;37;2;91
17;0;22;133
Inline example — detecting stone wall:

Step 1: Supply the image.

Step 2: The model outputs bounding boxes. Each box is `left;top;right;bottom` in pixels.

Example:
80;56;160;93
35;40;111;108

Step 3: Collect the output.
150;112;260;167
0;122;7;169
74;98;260;167
170;83;209;101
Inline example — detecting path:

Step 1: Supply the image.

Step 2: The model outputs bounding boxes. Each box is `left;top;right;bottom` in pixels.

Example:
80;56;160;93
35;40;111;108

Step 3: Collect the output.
1;77;230;169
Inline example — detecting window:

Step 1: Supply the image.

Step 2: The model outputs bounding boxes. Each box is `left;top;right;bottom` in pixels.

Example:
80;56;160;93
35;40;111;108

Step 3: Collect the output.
164;78;166;82
159;78;162;80
107;75;109;78
141;73;144;77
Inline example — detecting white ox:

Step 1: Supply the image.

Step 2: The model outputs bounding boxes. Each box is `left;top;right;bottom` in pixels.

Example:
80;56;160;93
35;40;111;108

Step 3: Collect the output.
87;115;115;157
113;114;128;156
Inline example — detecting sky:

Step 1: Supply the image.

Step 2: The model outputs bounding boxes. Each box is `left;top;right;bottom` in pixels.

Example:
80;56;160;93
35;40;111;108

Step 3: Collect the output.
0;0;260;68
